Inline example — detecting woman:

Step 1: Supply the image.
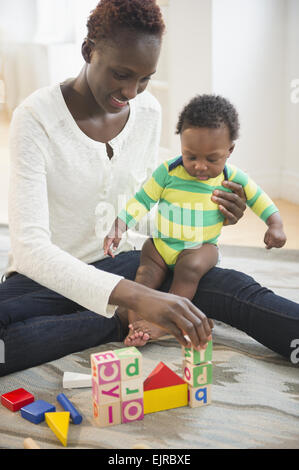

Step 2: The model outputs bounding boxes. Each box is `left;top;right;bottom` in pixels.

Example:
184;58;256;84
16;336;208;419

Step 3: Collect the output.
0;0;297;376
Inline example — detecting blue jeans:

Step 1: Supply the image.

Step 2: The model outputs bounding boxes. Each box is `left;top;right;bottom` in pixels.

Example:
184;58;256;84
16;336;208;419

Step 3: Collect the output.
0;250;298;375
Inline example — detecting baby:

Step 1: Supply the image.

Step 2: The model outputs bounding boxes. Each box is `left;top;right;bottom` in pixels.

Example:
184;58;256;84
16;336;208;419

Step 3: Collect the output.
104;94;287;346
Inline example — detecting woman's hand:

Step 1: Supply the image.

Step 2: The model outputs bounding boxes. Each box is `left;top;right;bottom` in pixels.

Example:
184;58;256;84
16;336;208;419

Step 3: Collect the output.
109;279;214;350
212;181;247;225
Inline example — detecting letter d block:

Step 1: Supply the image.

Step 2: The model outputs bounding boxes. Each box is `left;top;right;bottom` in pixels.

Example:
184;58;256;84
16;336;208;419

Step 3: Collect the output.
183;361;212;388
90;350;121;385
121;398;144;424
188;385;211;408
114;347;142;381
182;340;213;365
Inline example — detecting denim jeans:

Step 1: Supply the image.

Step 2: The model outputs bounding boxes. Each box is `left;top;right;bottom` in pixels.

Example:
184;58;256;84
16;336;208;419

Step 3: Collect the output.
0;250;298;375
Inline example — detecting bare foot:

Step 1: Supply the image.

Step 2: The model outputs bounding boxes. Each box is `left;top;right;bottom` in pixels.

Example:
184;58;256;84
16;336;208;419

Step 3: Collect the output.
124;320;168;347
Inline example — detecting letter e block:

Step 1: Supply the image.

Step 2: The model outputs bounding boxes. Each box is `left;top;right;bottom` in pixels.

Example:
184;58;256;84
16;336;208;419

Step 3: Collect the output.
90;350;121;385
183;361;212;387
188;384;211;408
114;347;142;381
121;398;144;423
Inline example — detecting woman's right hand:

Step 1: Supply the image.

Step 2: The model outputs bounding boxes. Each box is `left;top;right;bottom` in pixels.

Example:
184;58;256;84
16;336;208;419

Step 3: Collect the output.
109;279;213;350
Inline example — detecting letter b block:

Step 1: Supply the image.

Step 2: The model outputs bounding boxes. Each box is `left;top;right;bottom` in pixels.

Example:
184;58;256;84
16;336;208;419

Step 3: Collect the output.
114;347;142;381
188;385;211;408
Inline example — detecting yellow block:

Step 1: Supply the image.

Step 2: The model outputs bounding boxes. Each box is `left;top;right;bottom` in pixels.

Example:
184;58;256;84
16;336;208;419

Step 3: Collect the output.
143;384;188;414
45;412;70;447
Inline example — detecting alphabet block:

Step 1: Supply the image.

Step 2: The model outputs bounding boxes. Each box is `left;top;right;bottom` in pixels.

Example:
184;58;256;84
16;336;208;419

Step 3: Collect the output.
188;384;211;408
121;378;143;401
121;398;144;423
93;379;121;405
183;361;212;388
90;350;121;385
93;400;121;427
114;346;142;381
182;340;213;365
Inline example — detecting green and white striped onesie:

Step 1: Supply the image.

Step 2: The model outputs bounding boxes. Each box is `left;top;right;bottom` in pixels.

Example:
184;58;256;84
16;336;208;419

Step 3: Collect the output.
118;156;278;269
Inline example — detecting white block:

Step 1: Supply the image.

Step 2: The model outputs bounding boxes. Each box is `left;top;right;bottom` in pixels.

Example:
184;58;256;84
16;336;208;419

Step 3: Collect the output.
63;372;92;389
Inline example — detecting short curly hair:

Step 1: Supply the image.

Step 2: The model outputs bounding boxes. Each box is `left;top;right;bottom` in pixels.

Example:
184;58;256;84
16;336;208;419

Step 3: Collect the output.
176;94;240;141
87;0;165;43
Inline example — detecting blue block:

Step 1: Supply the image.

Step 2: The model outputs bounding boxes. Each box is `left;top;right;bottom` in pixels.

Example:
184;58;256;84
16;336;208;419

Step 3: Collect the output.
57;393;82;425
20;400;56;424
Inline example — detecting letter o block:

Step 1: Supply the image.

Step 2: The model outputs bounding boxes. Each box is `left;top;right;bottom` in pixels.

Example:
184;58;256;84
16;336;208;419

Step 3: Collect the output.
121;398;144;423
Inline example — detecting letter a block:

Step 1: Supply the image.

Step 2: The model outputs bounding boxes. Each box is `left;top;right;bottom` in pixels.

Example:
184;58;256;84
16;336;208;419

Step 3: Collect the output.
182;340;213;365
183;361;213;388
188;385;211;408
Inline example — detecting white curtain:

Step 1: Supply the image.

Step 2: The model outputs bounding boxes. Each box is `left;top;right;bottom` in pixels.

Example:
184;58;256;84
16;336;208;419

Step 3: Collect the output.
0;0;99;113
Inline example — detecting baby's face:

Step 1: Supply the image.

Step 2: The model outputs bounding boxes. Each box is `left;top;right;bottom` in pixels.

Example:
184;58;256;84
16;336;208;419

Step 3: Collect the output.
181;125;234;180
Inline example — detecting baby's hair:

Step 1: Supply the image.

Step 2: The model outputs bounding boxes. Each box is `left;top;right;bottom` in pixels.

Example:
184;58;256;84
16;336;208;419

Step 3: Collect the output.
87;0;165;43
176;94;240;141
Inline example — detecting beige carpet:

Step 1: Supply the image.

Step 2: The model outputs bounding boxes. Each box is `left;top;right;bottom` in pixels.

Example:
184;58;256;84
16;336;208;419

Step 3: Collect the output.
0;228;298;449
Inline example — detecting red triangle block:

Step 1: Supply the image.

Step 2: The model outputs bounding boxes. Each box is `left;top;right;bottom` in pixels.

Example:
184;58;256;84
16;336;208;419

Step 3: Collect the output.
143;362;185;391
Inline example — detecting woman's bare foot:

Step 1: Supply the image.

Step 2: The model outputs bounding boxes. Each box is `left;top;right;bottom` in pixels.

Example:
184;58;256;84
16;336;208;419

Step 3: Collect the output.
124;320;168;347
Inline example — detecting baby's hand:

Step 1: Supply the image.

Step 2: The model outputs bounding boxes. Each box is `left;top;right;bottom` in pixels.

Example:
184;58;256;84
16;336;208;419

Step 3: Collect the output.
103;217;127;257
264;225;287;250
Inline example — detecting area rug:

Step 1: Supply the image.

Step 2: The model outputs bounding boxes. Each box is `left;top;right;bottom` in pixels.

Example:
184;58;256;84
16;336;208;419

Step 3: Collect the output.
0;225;298;449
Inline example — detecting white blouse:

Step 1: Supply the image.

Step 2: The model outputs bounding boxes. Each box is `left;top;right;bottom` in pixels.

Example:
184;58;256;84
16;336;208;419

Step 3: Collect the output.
7;84;162;316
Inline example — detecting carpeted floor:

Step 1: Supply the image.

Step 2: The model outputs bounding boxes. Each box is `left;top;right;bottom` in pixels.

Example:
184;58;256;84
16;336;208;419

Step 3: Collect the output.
0;225;298;449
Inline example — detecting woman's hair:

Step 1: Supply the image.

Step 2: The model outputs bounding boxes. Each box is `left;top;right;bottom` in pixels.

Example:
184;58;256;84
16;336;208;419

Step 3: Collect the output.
87;0;165;43
176;94;240;141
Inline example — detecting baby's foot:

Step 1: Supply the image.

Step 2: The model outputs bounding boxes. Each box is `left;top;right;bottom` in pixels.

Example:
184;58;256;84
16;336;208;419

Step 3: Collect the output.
124;320;168;347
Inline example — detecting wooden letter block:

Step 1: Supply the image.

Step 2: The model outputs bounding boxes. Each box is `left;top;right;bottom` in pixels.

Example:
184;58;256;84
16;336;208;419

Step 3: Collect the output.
121;398;144;423
90;350;121;385
98;381;121;404
183;361;212;388
182;340;213;365
114;346;142;381
188;384;211;408
121;378;143;401
93;400;121;427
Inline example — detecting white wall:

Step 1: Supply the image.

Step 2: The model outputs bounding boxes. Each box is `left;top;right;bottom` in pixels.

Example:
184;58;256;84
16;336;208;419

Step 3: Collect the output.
282;0;299;203
212;0;286;198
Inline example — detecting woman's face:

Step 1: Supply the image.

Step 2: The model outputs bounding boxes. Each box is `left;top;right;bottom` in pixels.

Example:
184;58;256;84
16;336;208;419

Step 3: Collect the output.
85;30;161;114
